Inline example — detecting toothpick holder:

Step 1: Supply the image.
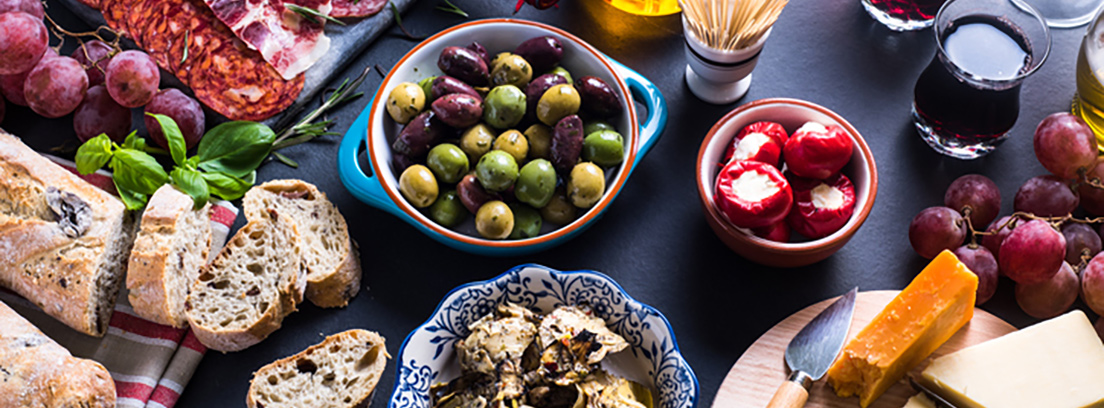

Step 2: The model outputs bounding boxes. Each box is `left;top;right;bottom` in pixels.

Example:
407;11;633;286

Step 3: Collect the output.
684;23;772;105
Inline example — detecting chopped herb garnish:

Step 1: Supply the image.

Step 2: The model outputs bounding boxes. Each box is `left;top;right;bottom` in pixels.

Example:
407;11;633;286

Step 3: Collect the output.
437;0;469;17
390;1;425;40
286;4;347;26
180;30;190;64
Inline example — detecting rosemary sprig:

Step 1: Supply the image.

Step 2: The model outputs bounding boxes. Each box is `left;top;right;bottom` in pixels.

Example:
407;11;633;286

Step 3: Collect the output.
272;151;299;168
180;30;190;64
437;0;468;17
270;64;370;153
390;1;425;40
286;4;346;26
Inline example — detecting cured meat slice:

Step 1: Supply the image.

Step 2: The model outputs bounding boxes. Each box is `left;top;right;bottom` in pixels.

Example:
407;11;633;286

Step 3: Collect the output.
76;0;100;9
204;0;332;80
189;39;304;121
161;0;239;82
330;0;385;18
100;0;136;37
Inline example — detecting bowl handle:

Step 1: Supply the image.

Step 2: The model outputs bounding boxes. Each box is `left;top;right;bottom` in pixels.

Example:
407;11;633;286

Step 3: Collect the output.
337;103;404;217
610;58;667;175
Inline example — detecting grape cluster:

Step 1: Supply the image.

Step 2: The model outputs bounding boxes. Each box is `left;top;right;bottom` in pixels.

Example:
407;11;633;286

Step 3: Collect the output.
909;113;1104;329
0;4;205;149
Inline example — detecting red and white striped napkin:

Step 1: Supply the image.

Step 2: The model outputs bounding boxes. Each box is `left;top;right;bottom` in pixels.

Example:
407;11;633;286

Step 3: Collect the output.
0;155;238;408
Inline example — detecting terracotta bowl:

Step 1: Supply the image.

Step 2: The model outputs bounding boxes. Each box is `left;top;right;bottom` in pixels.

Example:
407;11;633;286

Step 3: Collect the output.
696;98;878;267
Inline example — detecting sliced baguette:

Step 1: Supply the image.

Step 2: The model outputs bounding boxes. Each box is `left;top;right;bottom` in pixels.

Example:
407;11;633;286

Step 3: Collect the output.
185;210;305;352
247;329;388;408
127;184;212;328
243;179;361;308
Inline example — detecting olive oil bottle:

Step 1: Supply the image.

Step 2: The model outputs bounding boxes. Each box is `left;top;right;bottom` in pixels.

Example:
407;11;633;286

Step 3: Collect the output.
1073;9;1104;151
602;0;680;16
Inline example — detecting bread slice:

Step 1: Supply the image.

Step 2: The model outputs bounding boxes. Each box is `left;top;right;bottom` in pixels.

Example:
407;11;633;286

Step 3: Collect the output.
247;329;388;408
243;179;361;308
0;130;135;337
185;210;305;352
0;299;116;407
127;184;212;328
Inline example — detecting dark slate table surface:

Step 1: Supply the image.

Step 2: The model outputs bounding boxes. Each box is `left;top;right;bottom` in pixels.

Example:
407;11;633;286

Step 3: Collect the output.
12;0;1095;407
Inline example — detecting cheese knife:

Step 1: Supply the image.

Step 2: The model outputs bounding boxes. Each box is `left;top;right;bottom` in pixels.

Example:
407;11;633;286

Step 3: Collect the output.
766;288;857;408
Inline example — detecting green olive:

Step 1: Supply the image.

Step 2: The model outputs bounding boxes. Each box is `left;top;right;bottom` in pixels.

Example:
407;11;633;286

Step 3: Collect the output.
515;159;557;208
429;189;466;227
509;203;542;239
418;76;437;101
426;143;469;184
475;150;519;192
537;84;581;126
584;121;615;136
483;85;527;129
460;124;496;161
386;82;426;124
399;164;438;208
525;124;553;160
476;200;514;239
567;162;605;208
491;53;533;88
493;130;529;163
546;66;573;85
582;130;625;167
540;188;577;225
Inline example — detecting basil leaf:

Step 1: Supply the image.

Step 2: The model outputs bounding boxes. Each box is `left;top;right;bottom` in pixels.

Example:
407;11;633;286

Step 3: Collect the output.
171;167;209;209
113;178;149;210
196;121;275;178
146;113;187;166
121;131;141;150
201;171;253;201
111;149;169;195
243;170;256;185
75;134;114;175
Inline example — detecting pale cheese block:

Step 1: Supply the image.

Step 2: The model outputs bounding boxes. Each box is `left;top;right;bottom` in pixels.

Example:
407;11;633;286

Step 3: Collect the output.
919;310;1104;408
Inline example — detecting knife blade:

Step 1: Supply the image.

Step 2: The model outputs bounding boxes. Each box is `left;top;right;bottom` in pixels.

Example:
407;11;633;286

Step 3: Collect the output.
908;377;960;408
766;288;857;408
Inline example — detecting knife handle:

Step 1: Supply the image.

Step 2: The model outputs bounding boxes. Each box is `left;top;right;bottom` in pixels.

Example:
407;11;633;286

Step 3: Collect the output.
765;371;812;408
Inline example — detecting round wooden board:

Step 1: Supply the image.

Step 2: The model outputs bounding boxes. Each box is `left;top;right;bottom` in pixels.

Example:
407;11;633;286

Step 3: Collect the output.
712;290;1017;408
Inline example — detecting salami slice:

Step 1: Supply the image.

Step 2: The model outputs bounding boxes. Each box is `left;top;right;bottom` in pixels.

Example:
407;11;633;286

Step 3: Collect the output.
330;0;385;18
76;0;100;9
204;0;332;80
100;0;136;37
189;39;304;121
162;1;237;82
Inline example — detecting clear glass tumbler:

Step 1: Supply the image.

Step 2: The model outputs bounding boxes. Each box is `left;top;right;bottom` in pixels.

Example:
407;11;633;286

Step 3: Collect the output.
861;0;950;31
1011;0;1104;28
912;0;1051;159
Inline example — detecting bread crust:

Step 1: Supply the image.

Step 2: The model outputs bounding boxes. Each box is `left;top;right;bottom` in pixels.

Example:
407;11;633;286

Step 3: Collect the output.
0;130;133;337
127;184;212;328
246;329;388;408
0;299;116;408
243;179;361;308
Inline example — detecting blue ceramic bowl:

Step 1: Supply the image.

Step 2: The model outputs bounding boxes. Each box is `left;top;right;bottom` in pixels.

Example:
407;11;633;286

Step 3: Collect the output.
337;19;667;256
389;264;698;408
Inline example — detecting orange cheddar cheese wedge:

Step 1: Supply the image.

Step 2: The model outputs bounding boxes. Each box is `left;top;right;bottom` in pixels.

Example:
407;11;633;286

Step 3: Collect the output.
826;250;978;407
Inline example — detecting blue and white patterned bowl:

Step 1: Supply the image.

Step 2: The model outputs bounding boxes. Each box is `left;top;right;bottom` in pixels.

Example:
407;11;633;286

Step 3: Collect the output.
389;264;698;408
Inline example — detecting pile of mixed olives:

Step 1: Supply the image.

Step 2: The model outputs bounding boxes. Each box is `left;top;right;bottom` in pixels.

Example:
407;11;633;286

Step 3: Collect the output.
386;36;627;240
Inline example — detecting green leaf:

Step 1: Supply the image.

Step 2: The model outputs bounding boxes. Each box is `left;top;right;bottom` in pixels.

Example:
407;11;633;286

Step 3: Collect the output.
272;151;299;168
196;121;275;178
243;170;256;185
114;178;149;210
285;3;346;26
75;134;114;175
171;167;209;209
146;113;187;166
121;131;141;150
111;149;169;195
201;171;253;201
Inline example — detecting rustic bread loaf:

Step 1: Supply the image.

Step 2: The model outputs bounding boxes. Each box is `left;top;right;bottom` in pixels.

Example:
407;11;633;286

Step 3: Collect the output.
0;299;116;408
127;184;212;328
0;130;134;337
243;179;361;308
185;210;305;352
247;329;388;408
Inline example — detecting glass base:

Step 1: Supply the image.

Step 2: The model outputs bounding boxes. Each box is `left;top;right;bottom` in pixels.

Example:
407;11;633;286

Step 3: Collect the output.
861;1;935;31
1011;0;1103;28
912;107;1008;159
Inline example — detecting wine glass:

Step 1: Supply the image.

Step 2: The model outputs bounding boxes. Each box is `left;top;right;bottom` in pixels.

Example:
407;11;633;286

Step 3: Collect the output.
1012;0;1104;28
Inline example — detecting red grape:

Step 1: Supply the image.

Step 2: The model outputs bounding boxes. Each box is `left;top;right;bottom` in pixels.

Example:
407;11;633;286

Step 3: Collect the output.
0;0;44;18
0;48;53;106
1013;175;1079;217
981;215;1020;260
1033;113;1097;180
1062;222;1102;266
0;11;48;75
70;40;114;87
74;85;131;142
1015;261;1079;319
1082;253;1104;316
105;50;159;108
143;88;205;149
953;245;999;305
909;206;967;259
24;56;88;118
944;174;1000;228
999;219;1066;285
1081;161;1104;216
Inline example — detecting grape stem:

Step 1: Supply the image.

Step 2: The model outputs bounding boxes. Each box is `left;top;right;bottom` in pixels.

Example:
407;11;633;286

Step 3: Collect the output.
966;210;1104;271
42;12;122;75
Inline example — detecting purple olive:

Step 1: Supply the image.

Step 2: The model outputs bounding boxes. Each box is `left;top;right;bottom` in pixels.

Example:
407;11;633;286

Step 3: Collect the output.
551;114;584;174
525;73;569;117
431;93;484;128
430;75;482;102
438;46;489;86
514;36;563;74
457;174;500;214
576;76;622;118
466;42;492;68
393;111;447;157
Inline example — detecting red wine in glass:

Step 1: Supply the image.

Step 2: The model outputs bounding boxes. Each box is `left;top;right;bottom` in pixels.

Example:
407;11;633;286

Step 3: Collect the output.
913;15;1034;158
862;0;949;30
